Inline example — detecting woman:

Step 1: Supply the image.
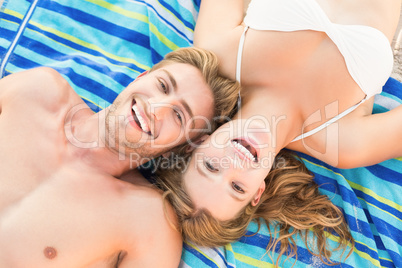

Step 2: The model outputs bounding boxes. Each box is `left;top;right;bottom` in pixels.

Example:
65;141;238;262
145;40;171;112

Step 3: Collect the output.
194;0;402;168
159;119;354;266
158;0;401;265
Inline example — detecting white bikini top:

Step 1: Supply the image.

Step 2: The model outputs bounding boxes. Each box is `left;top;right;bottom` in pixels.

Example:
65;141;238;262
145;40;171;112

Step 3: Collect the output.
236;0;394;142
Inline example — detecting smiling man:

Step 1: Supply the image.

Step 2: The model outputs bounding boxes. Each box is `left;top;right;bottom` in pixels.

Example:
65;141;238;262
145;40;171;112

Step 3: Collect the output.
0;47;239;267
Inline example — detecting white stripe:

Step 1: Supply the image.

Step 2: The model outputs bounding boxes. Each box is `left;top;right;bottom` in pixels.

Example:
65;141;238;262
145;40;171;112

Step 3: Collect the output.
0;0;39;77
374;94;401;110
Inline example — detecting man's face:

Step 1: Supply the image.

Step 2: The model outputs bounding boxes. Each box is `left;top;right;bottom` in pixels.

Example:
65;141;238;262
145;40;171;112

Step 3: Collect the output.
106;62;214;160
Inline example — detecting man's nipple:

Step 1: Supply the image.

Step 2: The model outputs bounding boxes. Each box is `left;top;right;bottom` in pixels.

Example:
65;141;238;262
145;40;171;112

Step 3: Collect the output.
44;246;57;259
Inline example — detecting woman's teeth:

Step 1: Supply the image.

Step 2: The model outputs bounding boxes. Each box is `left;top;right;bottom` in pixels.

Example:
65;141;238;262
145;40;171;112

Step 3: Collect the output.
232;140;257;162
132;104;150;133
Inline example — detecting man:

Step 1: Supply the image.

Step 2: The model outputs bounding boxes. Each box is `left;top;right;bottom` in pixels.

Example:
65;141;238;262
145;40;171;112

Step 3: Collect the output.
0;47;239;267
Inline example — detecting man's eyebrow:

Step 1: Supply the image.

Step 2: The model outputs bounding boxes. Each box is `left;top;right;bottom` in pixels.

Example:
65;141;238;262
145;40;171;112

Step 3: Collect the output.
161;69;195;128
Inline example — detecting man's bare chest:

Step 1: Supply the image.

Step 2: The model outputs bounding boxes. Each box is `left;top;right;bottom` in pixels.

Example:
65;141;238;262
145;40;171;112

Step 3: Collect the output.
0;115;67;211
0;166;127;267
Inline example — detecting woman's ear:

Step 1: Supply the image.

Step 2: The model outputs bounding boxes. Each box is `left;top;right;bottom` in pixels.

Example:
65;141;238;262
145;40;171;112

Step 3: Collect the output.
251;181;266;206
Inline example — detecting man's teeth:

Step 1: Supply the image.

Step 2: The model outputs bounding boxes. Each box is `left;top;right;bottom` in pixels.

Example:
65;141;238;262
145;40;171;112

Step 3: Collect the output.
232;140;256;162
132;104;150;133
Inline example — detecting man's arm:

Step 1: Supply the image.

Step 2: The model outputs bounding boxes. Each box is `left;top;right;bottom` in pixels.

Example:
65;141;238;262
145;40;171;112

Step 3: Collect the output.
0;67;72;114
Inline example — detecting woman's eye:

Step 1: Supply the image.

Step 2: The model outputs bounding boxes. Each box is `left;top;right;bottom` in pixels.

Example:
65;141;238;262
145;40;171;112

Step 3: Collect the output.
175;110;183;124
205;161;218;172
232;182;245;193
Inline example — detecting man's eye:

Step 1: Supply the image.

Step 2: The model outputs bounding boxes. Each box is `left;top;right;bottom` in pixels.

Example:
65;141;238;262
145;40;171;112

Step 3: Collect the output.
232;182;245;193
160;80;168;94
205;160;218;172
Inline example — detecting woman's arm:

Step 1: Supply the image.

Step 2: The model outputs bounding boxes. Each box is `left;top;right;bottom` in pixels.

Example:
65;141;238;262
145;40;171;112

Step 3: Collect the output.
194;0;244;48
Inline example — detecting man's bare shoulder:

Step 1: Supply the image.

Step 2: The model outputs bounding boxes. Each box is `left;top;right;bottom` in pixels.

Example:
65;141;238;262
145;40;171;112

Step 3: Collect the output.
0;67;83;112
117;171;182;267
120;169;180;233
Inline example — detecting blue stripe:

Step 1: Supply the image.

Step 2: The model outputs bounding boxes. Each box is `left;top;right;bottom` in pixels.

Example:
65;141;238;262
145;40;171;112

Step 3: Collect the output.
182;243;220;268
371;215;402;244
379;257;395;268
54;66;118;104
155;0;195;36
7;52;118;103
34;0;163;60
355;189;402;221
384;77;402;98
135;0;193;45
0;0;38;77
82;98;102;113
212;248;229;267
365;164;402;186
24;23;148;73
387;249;402;268
14;34;135;87
240;230;354;267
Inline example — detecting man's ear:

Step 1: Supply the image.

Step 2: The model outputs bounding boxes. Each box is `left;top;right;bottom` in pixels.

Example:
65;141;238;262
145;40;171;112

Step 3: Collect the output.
135;70;149;80
251;180;266;206
184;134;209;153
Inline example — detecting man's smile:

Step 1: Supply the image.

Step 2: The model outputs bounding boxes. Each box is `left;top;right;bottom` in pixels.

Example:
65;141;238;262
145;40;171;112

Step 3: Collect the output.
130;99;152;136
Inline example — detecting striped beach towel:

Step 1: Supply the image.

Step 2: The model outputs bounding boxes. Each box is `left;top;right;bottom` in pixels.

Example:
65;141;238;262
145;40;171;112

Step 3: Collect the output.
1;1;400;267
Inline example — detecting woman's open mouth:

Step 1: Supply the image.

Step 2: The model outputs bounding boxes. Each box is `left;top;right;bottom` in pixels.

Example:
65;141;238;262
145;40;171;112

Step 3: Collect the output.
231;139;258;162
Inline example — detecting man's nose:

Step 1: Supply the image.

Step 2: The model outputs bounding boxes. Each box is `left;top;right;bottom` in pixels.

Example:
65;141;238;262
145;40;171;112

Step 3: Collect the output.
148;97;175;121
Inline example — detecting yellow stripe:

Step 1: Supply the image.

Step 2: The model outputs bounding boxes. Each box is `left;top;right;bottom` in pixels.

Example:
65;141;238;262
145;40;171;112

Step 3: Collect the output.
3;7;150;72
233;252;276;267
322;231;380;267
301;158;401;212
185;242;222;267
395;157;402;161
357;196;401;223
156;1;194;33
85;0;179;51
79;95;105;109
84;0;149;23
30;21;149;70
149;23;180;51
4;8;23;19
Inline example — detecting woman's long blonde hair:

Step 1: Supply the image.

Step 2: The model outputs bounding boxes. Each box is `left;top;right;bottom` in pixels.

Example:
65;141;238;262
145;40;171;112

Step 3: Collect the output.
157;150;354;267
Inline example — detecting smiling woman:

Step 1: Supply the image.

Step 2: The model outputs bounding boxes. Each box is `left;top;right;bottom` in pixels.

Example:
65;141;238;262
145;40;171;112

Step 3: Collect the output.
156;118;354;266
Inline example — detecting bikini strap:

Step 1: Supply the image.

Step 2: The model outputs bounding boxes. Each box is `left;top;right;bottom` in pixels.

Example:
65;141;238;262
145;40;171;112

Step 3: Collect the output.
291;96;368;142
236;26;249;111
236;25;249;83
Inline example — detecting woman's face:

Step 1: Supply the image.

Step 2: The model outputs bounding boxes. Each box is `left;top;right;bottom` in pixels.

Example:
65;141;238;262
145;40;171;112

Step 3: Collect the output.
183;119;275;221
